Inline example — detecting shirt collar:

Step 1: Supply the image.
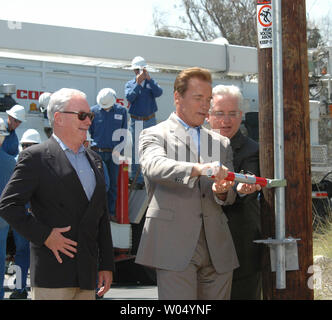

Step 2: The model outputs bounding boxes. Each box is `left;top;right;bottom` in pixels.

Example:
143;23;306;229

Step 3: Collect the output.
52;133;85;154
98;105;114;112
173;112;201;131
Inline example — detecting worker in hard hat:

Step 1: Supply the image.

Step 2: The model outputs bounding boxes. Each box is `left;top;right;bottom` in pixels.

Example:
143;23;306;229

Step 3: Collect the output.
2;104;26;157
38;92;51;114
125;56;163;188
20;128;41;147
89;88;127;220
38;92;52;122
38;92;53;138
7;128;41;300
0;118;16;300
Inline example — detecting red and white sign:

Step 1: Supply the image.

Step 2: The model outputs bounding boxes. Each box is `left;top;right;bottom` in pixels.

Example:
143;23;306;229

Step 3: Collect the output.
257;0;272;49
17;89;44;100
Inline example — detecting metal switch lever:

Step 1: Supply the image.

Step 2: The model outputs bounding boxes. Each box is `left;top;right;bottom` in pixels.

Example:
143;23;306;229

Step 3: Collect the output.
206;167;287;189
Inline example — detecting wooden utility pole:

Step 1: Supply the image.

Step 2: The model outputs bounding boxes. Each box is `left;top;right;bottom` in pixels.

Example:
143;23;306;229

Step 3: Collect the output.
258;0;314;299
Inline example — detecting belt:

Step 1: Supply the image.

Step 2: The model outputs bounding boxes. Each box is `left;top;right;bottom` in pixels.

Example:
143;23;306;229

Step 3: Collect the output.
130;113;155;121
91;147;113;152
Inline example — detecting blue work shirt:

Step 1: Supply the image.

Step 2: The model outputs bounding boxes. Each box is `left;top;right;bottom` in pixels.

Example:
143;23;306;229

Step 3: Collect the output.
2;121;19;157
53;134;96;201
89;103;127;150
0;147;16;228
0;147;16;197
102;161;110;192
125;77;163;117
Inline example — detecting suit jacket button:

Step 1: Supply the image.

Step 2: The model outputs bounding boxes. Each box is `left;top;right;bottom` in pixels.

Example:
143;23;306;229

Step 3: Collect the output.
202;193;206;198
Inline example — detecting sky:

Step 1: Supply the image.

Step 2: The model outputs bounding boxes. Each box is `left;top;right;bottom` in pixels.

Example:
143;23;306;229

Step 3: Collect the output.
0;0;182;35
0;0;330;37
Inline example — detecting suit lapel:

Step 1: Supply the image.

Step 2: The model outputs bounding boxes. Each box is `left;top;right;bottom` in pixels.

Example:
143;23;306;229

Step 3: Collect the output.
199;128;211;163
85;148;105;202
79;149;107;221
43;138;107;223
200;126;233;165
230;130;246;172
43;137;88;203
230;130;245;152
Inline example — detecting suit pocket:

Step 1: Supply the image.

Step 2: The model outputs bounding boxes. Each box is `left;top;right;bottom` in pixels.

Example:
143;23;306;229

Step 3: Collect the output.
146;208;174;221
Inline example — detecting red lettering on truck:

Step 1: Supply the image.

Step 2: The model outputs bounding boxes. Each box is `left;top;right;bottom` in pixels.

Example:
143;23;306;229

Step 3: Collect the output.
16;89;43;100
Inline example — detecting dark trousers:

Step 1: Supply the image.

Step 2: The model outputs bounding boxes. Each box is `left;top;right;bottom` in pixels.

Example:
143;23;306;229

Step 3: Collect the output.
230;271;262;300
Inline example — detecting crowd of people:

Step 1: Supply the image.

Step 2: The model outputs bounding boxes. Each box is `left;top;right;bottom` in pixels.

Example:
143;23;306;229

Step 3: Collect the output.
0;57;263;300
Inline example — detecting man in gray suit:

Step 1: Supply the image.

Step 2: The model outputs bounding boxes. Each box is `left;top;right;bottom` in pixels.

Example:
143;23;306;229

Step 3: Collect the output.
136;67;255;300
207;84;262;299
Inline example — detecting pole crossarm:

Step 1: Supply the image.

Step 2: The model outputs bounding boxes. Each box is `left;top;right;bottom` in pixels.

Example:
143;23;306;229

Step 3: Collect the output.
254;237;300;246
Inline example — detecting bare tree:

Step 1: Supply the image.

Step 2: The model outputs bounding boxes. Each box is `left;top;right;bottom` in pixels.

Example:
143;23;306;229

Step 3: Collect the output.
153;1;330;48
180;0;257;46
153;0;256;45
319;15;332;46
155;26;187;39
153;7;188;39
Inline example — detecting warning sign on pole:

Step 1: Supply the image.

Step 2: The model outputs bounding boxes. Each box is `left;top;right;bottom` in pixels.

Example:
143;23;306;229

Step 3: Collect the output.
257;0;272;48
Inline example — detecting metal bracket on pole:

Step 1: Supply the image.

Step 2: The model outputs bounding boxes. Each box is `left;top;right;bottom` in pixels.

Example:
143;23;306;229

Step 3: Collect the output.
254;237;301;272
266;178;287;188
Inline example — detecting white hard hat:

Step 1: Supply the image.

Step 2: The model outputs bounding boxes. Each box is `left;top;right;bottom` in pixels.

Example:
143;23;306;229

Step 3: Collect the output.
20;129;41;144
38;92;52;112
130;56;147;70
97;88;116;109
0;118;9;136
6;104;26;122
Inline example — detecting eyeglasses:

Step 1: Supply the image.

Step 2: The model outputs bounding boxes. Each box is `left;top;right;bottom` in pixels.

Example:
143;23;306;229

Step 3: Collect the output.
59;111;95;121
209;111;241;119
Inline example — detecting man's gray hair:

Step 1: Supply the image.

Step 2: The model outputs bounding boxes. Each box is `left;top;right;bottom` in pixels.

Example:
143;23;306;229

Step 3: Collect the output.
47;88;87;127
212;85;244;110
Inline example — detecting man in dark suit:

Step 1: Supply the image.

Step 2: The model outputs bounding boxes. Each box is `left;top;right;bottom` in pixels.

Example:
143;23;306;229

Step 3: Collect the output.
0;88;114;300
207;84;262;300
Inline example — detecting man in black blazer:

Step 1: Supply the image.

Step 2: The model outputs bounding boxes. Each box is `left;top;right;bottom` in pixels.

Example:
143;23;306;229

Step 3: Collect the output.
207;85;262;300
0;88;114;300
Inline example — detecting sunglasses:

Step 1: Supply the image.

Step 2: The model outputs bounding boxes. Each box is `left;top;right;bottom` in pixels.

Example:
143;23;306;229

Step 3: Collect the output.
59;111;95;121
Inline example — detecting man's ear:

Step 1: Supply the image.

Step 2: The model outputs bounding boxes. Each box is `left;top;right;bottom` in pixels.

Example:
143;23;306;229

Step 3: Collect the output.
174;91;181;106
53;112;62;127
